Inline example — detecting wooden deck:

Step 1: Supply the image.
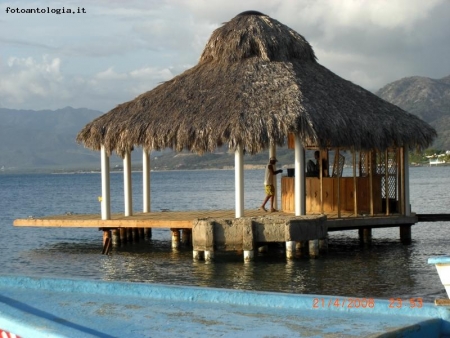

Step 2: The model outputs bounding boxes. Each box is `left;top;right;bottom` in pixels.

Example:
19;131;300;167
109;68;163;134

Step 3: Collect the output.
13;209;418;231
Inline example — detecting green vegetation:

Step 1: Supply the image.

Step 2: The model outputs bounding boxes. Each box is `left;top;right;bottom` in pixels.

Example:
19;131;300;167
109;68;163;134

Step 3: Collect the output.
409;149;450;165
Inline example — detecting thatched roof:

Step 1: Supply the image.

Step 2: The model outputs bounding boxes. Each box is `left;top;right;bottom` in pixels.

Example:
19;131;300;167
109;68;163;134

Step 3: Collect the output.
77;10;436;157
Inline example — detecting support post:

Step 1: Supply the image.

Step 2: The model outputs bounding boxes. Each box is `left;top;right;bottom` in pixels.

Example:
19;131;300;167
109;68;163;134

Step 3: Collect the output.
171;229;180;249
294;135;305;216
102;229;111;255
181;229;191;246
243;220;254;262
269;143;278;210
358;228;372;244
126;228;132;242
111;229;120;247
286;241;296;259
399;147;405;215
123;150;133;216
143;148;151;213
319;150;323;213
119;228;126;245
336;148;341;218
144;228;152;239
132;228;139;243
385;149;390;215
102;229;111;247
295;241;308;256
353;151;358;217
100;145;111;220
400;225;412;244
193;251;203;260
369;151;374;216
204;250;214;261
309;239;319;258
235;144;244;218
244;250;254;262
404;148;411;216
319;236;328;253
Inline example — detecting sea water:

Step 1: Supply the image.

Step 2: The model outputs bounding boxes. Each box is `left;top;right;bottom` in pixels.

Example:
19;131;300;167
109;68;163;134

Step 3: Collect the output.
0;166;449;302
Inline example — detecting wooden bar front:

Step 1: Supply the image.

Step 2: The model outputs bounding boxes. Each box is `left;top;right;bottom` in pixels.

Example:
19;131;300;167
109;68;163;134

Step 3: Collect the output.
281;176;382;214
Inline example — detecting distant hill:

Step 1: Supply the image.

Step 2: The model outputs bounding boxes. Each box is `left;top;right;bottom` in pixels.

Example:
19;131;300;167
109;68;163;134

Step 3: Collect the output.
376;75;450;150
0;106;298;172
0;107;112;171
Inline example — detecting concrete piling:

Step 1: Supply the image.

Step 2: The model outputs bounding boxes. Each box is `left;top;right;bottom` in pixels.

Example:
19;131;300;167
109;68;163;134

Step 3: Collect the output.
193;250;203;260
400;225;412;244
204;250;214;261
126;228;132;243
181;229;191;246
111;229;120;247
286;241;296;259
192;215;327;262
119;228;126;245
309;239;319;258
102;229;111;255
244;250;254;262
132;228;139;243
359;228;372;244
319;236;328;253
171;229;180;249
295;241;308;257
144;228;152;240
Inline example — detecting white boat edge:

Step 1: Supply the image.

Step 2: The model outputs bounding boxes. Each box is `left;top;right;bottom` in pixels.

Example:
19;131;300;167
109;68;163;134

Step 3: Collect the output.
428;256;450;298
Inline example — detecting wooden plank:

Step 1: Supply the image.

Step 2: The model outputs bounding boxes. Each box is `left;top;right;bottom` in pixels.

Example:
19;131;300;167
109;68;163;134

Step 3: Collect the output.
13;209;283;228
327;215;417;231
14;209;419;231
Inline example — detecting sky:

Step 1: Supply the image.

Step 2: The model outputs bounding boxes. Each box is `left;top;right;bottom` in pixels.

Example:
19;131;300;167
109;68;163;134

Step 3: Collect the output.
1;0;449;113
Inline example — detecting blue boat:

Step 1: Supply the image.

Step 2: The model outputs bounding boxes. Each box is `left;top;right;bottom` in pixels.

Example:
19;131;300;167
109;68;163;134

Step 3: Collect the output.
1;274;449;337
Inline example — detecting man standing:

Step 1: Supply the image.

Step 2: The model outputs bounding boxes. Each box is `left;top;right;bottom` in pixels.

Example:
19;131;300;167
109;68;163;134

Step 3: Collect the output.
259;157;283;212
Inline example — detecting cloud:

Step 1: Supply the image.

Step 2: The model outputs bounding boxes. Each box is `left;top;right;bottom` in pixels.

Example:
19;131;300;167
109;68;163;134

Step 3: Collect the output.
0;55;175;111
0;55;69;106
0;0;449;110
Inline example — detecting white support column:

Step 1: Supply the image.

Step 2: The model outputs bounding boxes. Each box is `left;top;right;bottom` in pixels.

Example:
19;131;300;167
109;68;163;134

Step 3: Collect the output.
244;250;254;262
235;144;244;218
294;135;306;216
143;148;151;213
269;143;278;210
123;150;133;216
404;148;411;216
204;251;214;261
100;145;111;220
286;241;296;259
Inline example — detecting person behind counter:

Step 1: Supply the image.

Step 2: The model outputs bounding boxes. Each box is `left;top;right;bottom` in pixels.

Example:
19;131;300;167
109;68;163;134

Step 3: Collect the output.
306;150;328;177
259;157;283;212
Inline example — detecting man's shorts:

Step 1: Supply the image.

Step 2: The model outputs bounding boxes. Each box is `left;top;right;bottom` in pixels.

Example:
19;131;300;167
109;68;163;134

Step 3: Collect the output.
265;185;275;196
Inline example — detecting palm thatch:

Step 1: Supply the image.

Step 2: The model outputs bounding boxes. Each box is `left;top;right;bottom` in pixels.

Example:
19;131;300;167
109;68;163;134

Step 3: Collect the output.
77;10;436;157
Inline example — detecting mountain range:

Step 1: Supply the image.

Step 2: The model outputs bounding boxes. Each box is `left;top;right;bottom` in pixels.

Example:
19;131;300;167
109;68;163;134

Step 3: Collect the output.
1;74;449;172
376;75;450;150
0;107;112;171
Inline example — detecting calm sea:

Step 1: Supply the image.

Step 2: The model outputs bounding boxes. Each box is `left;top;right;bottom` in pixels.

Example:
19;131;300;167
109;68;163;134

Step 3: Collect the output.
0;166;449;302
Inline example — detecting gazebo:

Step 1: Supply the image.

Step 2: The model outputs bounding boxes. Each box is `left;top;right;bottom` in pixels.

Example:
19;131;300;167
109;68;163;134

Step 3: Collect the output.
77;11;436;232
